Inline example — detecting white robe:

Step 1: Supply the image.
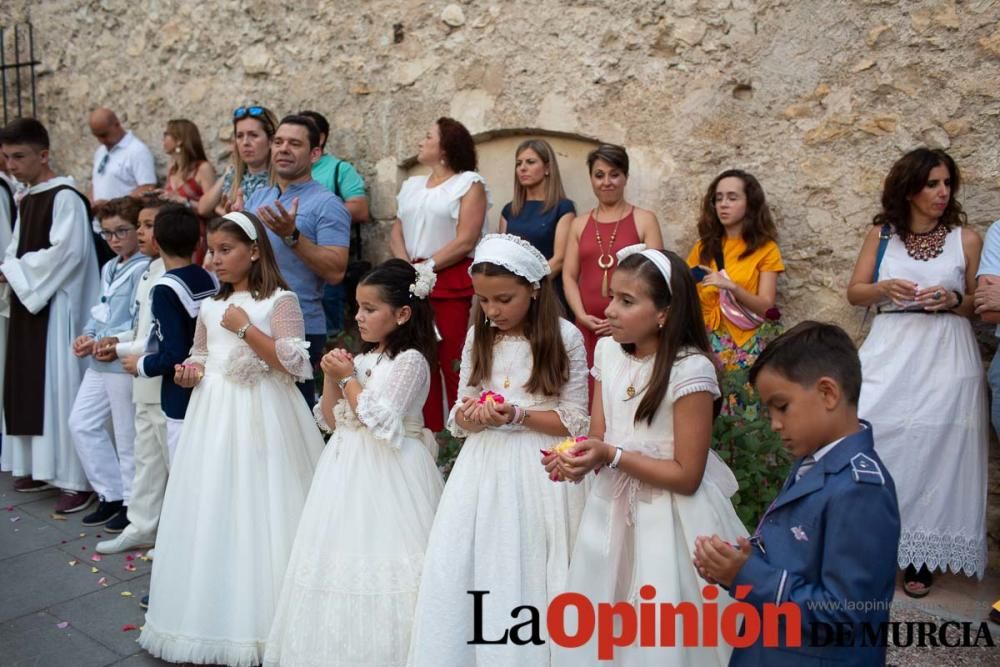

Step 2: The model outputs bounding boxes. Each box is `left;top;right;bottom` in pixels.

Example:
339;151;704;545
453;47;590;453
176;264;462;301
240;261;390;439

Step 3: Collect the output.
0;176;101;490
0;173;14;432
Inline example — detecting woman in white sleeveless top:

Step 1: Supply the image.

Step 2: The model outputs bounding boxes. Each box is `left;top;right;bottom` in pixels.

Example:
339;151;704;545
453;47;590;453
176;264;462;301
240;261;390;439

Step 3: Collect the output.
847;147;987;597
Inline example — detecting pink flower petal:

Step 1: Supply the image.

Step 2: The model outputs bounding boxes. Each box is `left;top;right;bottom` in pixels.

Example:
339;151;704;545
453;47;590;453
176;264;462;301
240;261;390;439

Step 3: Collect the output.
56;621;69;629
6;505;12;511
89;553;102;562
97;576;108;587
121;624;138;632
124;563;137;572
125;554;135;562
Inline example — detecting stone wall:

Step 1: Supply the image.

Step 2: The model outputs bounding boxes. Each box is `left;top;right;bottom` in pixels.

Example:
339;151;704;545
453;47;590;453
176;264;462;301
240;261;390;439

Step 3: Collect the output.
2;0;1000;331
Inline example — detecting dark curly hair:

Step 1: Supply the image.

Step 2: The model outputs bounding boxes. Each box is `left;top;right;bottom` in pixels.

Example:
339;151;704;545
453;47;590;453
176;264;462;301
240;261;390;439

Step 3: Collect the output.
696;169;778;266
358;259;438;368
873;147;965;240
436;117;477;173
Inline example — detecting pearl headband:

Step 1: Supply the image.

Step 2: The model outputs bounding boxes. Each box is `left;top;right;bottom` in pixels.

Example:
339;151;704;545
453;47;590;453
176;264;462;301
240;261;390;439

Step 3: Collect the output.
222;211;258;241
616;243;672;293
471;233;550;288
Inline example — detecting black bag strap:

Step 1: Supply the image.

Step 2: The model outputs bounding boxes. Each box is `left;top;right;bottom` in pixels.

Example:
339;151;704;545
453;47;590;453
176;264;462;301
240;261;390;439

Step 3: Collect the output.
713;244;725;272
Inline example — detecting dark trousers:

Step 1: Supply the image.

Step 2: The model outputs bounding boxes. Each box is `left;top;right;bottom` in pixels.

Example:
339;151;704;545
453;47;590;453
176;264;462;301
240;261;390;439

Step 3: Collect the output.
296;333;328;408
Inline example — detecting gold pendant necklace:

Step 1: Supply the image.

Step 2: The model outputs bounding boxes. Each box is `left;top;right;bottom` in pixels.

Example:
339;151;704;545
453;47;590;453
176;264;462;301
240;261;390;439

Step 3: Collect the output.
624;353;652;401
593;206;626;298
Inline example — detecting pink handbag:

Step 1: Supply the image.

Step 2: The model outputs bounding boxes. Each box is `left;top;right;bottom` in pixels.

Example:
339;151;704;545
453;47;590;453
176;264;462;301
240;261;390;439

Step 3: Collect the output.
718;270;764;330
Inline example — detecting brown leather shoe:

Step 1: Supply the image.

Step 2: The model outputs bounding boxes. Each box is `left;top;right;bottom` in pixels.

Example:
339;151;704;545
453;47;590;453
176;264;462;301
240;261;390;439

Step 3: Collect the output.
54;491;97;514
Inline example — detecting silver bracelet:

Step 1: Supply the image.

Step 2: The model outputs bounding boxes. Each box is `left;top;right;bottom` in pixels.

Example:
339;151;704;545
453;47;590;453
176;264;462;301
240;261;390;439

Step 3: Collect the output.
337;374;354;391
236;323;252;339
608;446;624;469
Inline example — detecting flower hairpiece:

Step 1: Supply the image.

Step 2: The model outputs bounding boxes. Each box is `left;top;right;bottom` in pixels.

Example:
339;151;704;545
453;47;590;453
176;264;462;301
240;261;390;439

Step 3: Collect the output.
410;262;437;299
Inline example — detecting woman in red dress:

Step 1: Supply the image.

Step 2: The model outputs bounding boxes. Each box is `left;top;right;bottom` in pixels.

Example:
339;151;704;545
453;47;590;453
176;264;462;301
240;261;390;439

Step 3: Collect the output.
563;144;663;389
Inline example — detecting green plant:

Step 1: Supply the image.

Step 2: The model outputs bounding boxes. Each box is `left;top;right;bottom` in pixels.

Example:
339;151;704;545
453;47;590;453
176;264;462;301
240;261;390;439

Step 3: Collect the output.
710;367;791;530
436;429;464;478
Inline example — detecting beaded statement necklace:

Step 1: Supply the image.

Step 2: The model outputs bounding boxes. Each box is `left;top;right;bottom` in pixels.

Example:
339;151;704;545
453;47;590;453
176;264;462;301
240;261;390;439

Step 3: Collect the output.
904;224;947;261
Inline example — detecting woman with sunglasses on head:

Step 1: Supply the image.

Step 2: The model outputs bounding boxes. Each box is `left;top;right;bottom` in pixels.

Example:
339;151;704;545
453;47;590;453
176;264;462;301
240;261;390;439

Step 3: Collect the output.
198;106;277;218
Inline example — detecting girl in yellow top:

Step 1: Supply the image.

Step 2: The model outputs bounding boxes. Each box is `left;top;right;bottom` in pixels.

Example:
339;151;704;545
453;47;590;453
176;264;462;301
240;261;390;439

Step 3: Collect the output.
687;170;784;370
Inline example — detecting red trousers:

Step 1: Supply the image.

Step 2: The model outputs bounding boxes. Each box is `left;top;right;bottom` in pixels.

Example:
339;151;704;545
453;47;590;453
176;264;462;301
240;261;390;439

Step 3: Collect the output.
422;258;474;433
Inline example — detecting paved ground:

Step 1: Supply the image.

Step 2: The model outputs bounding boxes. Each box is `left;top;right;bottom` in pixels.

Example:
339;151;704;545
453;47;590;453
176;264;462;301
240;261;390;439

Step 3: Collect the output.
1;470;997;666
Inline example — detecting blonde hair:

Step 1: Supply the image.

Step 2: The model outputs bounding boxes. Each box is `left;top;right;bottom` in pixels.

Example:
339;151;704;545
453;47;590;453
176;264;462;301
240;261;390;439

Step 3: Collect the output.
230;106;278;200
510;139;568;217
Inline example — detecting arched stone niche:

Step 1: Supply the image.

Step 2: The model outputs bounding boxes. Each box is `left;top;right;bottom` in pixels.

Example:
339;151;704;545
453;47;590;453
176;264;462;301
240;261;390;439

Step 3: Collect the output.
400;129;603;233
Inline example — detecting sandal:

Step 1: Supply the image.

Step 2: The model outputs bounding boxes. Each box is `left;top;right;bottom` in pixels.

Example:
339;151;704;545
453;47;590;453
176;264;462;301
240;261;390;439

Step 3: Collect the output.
902;565;933;598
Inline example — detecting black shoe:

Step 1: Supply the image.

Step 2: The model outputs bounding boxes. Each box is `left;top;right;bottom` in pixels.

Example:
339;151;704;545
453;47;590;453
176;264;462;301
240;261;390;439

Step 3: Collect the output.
104;505;130;533
81;500;123;527
140;595;149;610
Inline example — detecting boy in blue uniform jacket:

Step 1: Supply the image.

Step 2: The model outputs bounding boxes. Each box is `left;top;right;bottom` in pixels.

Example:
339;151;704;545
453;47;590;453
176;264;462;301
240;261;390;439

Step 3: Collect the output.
122;205;216;463
695;321;900;666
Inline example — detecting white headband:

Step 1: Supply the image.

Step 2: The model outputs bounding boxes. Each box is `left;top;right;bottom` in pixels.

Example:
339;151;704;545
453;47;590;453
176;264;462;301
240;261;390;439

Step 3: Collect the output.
471;233;550;287
616;244;672;293
222;212;258;241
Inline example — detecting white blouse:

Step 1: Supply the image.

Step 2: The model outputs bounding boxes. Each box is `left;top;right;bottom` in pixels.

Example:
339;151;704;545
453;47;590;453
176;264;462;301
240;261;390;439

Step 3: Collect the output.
396;171;492;260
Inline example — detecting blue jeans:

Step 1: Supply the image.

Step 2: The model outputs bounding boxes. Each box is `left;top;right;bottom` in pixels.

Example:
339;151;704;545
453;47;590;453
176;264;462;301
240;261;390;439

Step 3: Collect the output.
296;333;327;408
323;283;345;335
988;350;1000;436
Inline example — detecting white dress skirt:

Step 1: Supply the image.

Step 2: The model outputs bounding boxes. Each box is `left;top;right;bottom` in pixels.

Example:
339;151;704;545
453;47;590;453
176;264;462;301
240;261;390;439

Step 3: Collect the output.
858;227;988;578
264;349;444;667
552;339;748;667
407;319;591;667
139;290;324;666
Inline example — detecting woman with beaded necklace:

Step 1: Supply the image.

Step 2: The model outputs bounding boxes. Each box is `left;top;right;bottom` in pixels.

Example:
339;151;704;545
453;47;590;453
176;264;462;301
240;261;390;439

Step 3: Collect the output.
563;144;662;394
847;147;987;599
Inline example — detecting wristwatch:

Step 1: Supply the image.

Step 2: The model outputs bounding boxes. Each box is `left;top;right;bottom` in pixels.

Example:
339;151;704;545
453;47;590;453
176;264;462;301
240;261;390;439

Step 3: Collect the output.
282;227;300;248
337;374;355;391
236;323;252;339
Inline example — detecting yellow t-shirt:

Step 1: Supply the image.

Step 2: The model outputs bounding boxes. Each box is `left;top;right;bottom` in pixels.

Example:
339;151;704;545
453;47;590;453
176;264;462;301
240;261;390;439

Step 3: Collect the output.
687;237;784;347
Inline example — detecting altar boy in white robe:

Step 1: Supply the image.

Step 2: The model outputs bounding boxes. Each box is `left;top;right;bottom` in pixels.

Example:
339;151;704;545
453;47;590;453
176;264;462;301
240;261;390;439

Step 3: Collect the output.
0;118;101;513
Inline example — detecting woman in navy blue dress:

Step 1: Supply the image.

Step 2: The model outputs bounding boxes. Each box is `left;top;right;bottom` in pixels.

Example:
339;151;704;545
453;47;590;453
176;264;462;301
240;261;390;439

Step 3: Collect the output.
500;139;576;318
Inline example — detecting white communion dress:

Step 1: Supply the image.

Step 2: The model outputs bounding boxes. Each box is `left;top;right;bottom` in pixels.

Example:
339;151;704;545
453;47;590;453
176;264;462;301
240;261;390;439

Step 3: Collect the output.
264;348;444;667
407;319;591;667
139;289;324;667
553;338;748;667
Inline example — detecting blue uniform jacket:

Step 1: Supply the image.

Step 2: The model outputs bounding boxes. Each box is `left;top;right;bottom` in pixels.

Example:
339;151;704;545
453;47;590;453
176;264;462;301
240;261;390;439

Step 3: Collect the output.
729;423;900;666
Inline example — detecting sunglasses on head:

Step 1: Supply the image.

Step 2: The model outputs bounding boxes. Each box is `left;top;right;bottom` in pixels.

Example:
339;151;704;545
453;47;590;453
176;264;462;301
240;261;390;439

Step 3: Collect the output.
233;106;265;120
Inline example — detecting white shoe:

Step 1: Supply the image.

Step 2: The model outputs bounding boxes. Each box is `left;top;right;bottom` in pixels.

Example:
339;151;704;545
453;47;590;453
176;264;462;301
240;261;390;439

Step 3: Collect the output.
96;531;154;555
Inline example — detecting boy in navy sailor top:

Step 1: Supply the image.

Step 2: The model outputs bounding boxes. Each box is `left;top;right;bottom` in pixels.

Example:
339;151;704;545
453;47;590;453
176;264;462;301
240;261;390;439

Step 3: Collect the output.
122;205;217;462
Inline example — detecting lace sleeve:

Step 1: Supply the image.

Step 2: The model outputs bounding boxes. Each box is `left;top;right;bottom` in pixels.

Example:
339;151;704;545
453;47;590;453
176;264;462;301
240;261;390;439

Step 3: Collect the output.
555;322;591;438
270;292;313;382
312;400;333;433
355;350;430;449
183;312;209;365
446;327;478;438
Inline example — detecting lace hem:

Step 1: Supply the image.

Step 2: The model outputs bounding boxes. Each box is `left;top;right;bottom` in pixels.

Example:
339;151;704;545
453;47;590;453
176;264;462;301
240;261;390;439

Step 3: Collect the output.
897;529;987;579
554;406;590;438
139;622;263;667
313;401;333;433
355;391;405;450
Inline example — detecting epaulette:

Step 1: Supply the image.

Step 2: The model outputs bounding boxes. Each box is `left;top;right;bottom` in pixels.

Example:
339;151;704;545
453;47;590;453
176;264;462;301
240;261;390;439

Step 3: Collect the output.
850;453;885;485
